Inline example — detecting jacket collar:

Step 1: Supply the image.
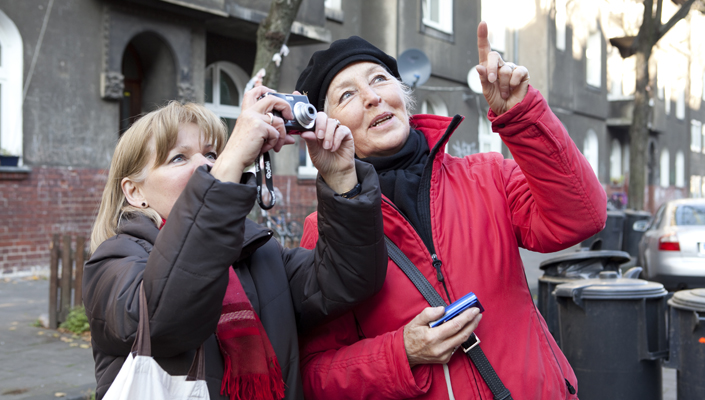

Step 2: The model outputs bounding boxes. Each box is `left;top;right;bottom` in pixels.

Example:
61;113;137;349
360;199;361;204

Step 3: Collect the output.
118;213;272;261
410;114;464;153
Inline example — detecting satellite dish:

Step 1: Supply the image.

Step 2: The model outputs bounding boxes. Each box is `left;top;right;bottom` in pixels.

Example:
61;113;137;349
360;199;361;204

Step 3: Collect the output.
467;66;483;94
397;49;431;88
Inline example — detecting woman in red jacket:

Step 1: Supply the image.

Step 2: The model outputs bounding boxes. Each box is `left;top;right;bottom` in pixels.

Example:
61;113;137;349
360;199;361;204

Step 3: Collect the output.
295;22;607;399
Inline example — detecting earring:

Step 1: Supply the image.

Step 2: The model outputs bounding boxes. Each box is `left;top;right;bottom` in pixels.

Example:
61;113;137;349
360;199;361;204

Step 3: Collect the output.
141;202;147;207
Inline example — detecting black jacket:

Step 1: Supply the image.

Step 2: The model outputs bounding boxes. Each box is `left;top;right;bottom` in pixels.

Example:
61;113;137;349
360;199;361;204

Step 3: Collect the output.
83;161;386;399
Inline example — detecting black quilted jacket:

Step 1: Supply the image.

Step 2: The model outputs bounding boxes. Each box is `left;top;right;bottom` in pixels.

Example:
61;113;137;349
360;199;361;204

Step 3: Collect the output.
83;161;386;399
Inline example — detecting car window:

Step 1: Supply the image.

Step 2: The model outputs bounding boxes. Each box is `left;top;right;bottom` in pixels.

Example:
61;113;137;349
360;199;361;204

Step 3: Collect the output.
674;204;705;226
651;205;666;230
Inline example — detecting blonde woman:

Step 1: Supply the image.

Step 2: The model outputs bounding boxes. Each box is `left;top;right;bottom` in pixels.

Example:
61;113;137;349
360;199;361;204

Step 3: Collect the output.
83;85;386;400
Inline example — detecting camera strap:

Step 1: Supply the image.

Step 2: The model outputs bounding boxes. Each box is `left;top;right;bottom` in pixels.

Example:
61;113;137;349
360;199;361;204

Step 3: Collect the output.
384;236;513;400
255;152;276;210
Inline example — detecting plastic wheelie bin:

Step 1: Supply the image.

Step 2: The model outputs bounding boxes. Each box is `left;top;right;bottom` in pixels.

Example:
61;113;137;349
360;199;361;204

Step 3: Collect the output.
554;270;668;400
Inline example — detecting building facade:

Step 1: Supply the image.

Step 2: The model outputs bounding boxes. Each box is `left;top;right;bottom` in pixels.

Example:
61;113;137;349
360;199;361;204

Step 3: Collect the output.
1;0;704;274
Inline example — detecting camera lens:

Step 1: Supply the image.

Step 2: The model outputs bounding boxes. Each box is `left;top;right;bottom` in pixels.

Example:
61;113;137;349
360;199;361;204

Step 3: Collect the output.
293;102;316;130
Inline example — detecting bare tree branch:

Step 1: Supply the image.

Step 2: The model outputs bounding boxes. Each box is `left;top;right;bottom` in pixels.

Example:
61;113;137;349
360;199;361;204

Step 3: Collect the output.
658;0;696;40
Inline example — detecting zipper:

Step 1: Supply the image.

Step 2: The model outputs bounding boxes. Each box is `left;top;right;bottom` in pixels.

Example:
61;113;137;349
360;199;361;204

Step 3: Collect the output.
381;116;463;305
382;198;452;303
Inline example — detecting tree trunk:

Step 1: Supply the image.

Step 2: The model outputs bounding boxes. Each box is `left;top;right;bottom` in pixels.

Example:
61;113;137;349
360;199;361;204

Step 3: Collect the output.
253;0;305;89
627;47;652;211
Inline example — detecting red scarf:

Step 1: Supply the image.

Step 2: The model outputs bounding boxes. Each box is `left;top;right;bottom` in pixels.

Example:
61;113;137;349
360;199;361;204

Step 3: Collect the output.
216;268;286;400
159;219;284;399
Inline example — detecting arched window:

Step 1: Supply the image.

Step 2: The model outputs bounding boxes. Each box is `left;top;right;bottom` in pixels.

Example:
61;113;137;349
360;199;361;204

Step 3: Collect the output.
204;62;249;134
660;148;670;188
583;129;599;177
610;138;622;182
675;151;685;188
0;10;23;158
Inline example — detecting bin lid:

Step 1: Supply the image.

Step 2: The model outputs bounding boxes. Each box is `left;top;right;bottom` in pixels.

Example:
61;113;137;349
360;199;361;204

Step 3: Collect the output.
539;250;631;278
554;271;667;301
667;288;705;312
540;250;631;270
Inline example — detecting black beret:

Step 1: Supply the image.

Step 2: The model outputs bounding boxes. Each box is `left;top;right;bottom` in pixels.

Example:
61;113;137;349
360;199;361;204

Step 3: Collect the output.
295;36;401;111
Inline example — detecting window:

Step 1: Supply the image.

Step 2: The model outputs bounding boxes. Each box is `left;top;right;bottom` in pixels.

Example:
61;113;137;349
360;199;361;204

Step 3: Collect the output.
691;120;702;152
555;0;567;51
479;116;502;154
586;31;602;88
298;140;317;178
324;0;341;9
665;82;671;115
623;142;630;174
692;175;703;198
481;0;506;52
583;129;599;177
675;151;685;188
0;10;23;159
676;85;685;120
608;49;623;98
423;0;453;35
610;139;622;182
657;62;665;100
660;148;670;188
204;62;249;134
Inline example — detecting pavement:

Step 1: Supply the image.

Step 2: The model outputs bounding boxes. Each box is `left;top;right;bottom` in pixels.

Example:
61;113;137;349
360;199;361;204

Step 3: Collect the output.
0;247;678;399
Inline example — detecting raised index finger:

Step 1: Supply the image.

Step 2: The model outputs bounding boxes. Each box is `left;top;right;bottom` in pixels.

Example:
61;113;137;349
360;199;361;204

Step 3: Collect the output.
477;21;491;64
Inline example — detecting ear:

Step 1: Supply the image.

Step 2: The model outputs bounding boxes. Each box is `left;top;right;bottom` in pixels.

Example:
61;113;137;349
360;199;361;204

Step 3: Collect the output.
122;177;146;208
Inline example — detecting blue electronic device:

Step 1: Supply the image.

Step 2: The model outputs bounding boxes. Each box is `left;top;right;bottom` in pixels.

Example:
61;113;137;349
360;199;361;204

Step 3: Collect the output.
429;292;484;328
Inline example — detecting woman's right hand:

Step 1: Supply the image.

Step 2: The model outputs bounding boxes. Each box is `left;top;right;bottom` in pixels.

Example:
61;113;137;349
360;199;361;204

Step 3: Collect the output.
210;86;296;183
403;306;482;368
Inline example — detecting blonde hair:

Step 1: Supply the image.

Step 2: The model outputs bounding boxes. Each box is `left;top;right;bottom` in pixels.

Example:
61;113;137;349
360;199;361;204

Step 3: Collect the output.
90;101;227;253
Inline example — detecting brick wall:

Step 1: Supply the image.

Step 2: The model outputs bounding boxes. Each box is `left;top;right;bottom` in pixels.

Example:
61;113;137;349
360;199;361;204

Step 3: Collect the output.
0;167;106;275
0;167;318;275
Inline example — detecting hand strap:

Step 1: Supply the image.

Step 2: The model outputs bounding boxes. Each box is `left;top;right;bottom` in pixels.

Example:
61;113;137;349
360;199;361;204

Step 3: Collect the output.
255;152;276;210
133;283;206;381
384;236;513;400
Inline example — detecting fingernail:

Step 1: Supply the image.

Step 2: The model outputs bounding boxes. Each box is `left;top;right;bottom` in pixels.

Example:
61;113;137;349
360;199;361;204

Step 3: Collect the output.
501;91;508;99
471;308;480;316
323;140;331;149
318;130;325;139
488;73;496;82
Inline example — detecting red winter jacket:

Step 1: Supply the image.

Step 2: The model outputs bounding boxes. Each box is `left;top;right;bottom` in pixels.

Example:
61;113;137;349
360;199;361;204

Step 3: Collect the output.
299;86;606;400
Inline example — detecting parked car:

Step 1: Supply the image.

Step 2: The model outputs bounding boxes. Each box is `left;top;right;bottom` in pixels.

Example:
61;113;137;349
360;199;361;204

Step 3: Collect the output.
636;198;705;291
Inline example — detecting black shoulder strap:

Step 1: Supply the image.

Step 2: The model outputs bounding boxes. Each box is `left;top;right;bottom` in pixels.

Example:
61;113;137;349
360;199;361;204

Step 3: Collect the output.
384;236;513;400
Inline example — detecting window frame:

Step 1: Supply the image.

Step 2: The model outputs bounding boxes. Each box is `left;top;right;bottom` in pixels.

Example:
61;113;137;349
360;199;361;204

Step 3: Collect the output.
422;0;454;35
675;151;685;188
204;61;249;122
610;138;622;182
555;0;567;51
691;120;702;152
583;129;599;177
0;10;23;159
586;31;602;88
660;148;670;188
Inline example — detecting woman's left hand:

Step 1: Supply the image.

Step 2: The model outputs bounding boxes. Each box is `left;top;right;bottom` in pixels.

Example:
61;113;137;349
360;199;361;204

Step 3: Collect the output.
475;21;530;116
299;112;357;195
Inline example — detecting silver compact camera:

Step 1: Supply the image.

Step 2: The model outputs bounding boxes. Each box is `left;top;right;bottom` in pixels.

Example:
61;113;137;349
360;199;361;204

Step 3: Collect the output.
267;93;317;134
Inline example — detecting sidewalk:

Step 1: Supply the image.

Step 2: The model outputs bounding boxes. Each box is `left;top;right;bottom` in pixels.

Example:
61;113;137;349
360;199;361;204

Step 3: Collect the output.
0;277;95;400
0;270;679;399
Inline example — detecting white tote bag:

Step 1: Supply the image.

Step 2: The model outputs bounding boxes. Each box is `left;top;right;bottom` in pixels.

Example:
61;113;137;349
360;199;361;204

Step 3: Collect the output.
103;283;210;400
